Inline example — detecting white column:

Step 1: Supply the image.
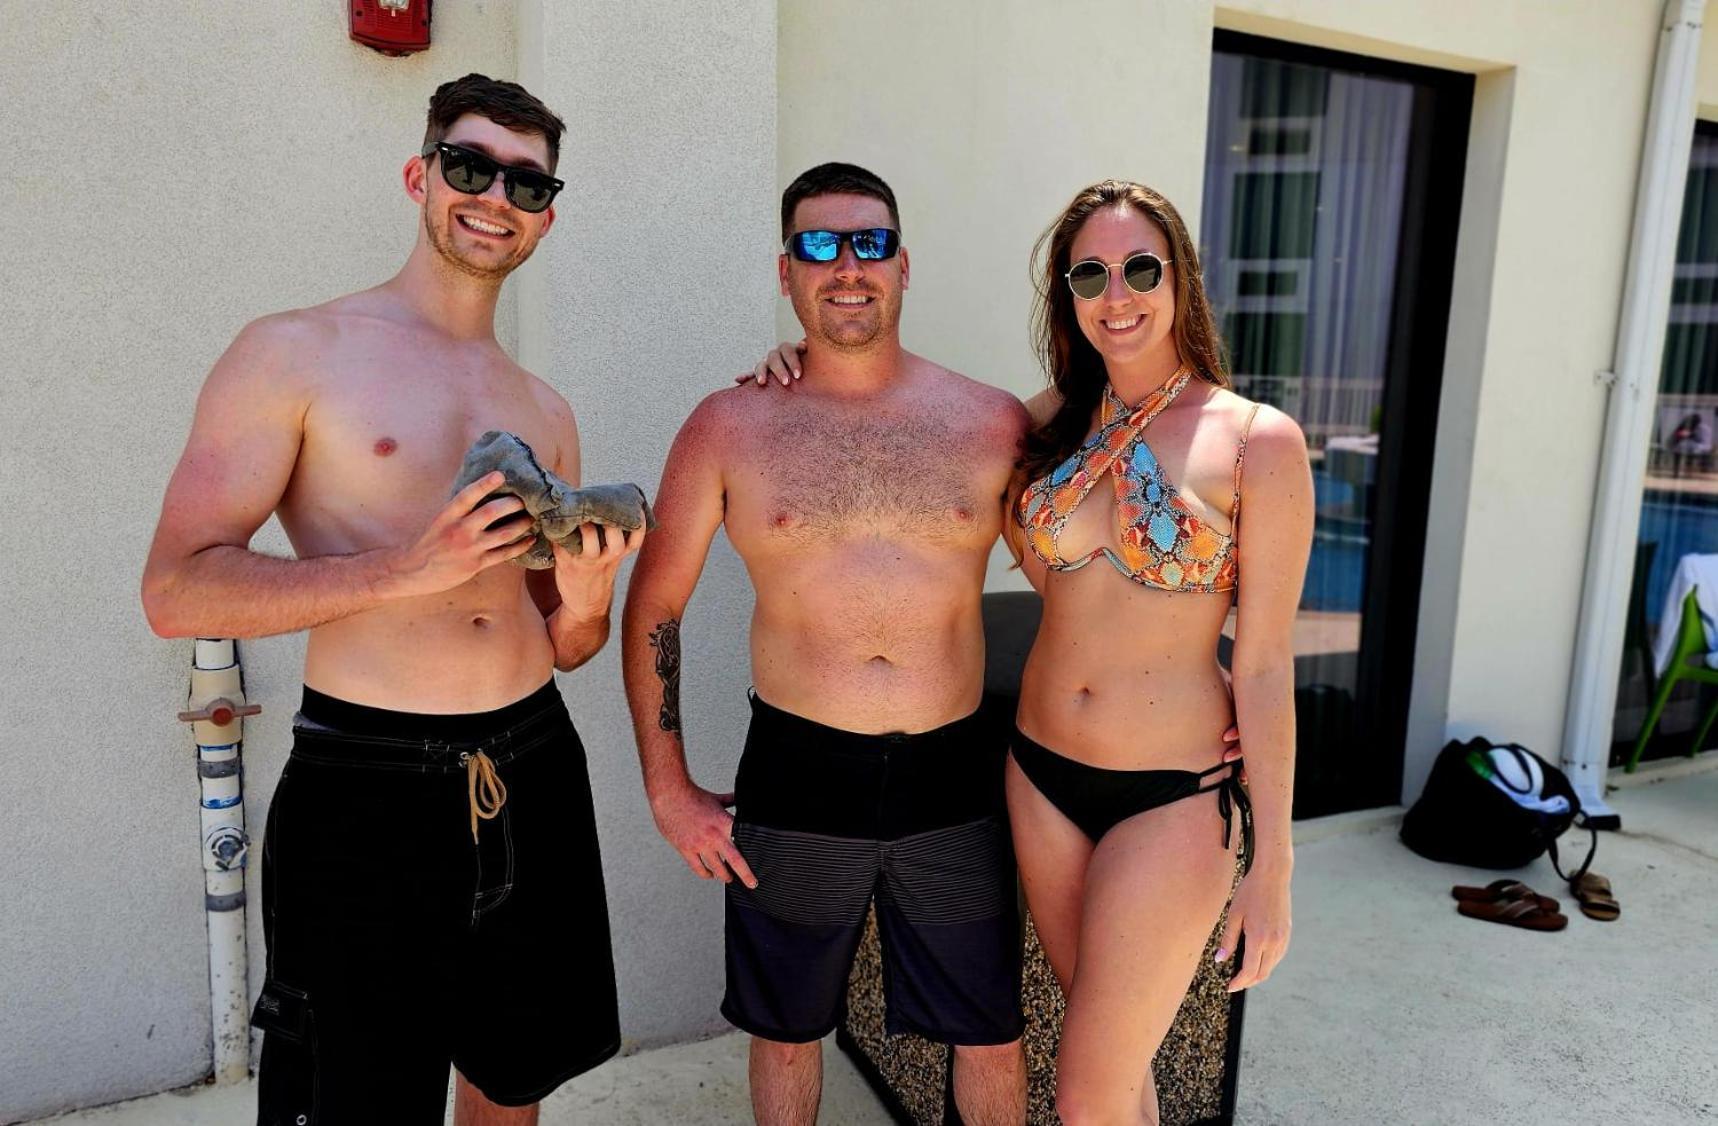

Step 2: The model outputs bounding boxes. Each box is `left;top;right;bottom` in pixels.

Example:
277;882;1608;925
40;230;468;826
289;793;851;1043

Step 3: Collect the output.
1561;0;1706;822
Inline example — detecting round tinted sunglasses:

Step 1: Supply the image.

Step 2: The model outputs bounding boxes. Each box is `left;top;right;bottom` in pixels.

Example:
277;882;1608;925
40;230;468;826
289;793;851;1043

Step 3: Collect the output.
421;142;565;214
785;228;901;262
1065;252;1172;301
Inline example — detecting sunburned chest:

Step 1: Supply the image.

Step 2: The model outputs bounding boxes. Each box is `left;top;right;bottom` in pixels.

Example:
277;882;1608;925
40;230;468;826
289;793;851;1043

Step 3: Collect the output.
726;410;1007;548
287;369;561;534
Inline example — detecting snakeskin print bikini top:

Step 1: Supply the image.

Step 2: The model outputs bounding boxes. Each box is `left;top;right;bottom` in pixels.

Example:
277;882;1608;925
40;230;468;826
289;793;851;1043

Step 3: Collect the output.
1017;368;1260;594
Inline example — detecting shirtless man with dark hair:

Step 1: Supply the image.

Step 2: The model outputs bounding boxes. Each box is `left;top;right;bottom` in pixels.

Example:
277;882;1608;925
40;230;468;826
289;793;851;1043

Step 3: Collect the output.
142;75;638;1124
623;163;1032;1125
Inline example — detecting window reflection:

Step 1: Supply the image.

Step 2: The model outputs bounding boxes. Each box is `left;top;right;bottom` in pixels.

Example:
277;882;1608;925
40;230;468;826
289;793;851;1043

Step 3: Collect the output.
1205;48;1417;815
1615;125;1718;762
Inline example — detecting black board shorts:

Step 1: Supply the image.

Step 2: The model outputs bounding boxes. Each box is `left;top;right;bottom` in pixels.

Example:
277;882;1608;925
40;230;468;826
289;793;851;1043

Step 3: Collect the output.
721;693;1023;1046
252;681;619;1125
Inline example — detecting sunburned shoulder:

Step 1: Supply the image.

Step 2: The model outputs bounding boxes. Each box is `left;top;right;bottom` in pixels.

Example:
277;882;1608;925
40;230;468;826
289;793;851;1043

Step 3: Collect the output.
519;367;576;425
913;359;1031;438
235;305;339;356
210;307;340;401
673;384;765;454
271;292;404;344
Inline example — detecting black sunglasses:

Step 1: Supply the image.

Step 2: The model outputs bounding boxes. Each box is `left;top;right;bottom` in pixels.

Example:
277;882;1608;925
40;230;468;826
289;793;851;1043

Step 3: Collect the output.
1065;252;1172;301
785;228;901;262
421;142;564;214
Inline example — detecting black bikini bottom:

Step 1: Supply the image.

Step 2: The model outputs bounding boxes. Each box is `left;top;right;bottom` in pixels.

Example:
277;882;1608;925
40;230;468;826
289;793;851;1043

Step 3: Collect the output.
1011;728;1252;864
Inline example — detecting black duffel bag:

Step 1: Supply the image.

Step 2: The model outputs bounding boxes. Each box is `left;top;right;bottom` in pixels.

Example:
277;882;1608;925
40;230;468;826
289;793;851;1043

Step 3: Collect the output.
1400;737;1596;879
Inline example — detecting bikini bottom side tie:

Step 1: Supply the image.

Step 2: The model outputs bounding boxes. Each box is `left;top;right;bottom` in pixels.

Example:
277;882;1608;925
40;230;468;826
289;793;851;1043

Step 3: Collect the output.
1195;759;1254;872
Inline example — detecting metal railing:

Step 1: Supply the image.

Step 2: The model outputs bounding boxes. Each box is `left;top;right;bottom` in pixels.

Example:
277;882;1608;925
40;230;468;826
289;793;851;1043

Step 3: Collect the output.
1231;374;1381;442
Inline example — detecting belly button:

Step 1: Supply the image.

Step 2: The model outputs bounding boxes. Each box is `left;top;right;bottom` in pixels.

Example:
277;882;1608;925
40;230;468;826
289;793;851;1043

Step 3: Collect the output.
472;616;491;628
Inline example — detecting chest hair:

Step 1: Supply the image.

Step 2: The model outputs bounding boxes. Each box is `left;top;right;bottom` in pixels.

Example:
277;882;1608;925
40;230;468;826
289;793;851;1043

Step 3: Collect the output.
747;410;989;542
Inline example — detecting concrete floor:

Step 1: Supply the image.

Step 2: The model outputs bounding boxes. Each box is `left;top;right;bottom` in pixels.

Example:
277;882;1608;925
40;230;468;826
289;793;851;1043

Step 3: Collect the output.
1237;756;1718;1126
32;1032;890;1125
34;758;1718;1125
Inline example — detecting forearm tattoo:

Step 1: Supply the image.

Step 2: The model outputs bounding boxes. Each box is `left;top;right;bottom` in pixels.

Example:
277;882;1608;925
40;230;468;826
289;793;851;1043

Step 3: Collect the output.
648;618;683;737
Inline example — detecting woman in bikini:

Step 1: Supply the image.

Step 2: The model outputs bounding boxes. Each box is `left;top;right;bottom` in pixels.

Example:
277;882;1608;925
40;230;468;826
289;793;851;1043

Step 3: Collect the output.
1006;179;1311;1124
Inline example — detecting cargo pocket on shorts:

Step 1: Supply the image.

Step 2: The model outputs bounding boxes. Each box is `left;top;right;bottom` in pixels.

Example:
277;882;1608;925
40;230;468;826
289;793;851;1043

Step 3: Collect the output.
252;979;318;1124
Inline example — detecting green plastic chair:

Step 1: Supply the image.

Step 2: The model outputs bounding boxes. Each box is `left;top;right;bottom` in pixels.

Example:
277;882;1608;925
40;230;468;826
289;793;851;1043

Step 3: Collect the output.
1627;587;1718;771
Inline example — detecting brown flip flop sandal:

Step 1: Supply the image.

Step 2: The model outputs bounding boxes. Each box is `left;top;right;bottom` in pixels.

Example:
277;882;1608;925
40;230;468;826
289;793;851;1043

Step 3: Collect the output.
1450;879;1560;913
1456;895;1568;931
1571;872;1621;922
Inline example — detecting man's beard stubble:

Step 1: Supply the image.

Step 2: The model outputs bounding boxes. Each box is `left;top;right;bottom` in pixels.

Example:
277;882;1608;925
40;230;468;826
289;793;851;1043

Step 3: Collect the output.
424;206;534;283
793;284;901;353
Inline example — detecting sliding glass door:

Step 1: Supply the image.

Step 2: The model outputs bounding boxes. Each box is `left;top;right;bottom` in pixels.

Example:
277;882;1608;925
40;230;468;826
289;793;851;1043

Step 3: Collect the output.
1203;32;1472;816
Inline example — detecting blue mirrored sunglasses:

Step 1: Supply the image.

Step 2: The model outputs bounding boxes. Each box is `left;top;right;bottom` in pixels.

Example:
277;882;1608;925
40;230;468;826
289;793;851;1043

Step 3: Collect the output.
785;228;901;262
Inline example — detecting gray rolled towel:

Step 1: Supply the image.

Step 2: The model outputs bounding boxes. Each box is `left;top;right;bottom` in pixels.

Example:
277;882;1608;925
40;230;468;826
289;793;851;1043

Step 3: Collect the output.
451;430;656;569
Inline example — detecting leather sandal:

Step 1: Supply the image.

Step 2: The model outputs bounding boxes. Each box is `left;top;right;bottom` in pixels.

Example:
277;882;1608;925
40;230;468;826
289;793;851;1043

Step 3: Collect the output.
1450;879;1560;914
1456;895;1568;931
1570;871;1620;922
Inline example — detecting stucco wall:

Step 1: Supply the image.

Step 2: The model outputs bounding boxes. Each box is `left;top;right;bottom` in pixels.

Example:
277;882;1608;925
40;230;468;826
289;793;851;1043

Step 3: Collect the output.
0;3;520;1119
515;0;778;1050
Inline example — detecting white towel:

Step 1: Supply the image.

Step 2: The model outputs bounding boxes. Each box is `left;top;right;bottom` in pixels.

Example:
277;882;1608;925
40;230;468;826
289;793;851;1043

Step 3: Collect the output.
1651;552;1718;675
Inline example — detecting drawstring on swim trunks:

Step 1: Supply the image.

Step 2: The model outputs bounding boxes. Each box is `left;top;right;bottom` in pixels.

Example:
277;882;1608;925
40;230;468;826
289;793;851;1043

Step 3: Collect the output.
461;750;508;843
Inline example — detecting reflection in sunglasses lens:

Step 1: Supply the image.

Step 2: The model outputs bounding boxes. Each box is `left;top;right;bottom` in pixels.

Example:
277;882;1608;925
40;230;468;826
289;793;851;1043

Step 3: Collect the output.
1068;261;1109;299
1124;254;1163;294
512;179;553;211
851;230;884;259
447;152;493;194
800;232;839;261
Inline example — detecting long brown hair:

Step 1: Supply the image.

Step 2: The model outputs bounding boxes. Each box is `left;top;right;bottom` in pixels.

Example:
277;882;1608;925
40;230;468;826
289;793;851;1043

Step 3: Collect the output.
1019;181;1228;486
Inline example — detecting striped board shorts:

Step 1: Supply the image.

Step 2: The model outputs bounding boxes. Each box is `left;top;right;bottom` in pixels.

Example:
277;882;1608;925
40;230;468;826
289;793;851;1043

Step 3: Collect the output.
720;693;1023;1046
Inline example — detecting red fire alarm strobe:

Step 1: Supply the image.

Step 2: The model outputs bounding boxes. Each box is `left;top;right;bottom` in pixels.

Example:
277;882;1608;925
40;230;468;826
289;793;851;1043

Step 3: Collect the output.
351;0;432;56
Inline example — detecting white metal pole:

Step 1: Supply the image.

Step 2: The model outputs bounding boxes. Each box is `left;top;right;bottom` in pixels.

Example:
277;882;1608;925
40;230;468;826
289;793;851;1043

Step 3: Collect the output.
1561;0;1706;825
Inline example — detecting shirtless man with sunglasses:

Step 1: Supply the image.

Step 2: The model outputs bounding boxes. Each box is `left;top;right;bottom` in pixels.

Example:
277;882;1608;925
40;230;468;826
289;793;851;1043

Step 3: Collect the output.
624;163;1034;1125
143;74;638;1125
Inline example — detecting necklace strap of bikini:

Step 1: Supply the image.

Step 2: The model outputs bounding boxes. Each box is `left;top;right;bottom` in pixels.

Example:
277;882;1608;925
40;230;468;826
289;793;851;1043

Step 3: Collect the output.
1102;366;1194;428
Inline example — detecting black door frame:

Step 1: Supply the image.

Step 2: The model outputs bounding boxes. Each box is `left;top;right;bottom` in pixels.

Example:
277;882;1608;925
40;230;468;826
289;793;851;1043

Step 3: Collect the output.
1213;30;1474;811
